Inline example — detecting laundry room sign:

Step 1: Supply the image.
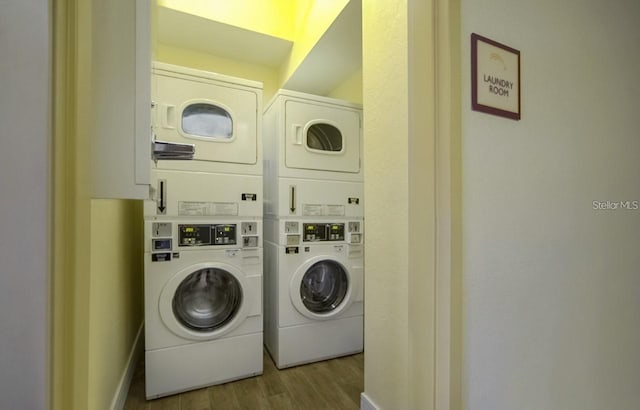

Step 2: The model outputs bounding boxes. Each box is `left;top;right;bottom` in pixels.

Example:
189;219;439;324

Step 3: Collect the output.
471;33;521;120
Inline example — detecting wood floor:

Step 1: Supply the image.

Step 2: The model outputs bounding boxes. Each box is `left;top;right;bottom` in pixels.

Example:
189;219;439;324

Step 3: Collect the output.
124;350;364;410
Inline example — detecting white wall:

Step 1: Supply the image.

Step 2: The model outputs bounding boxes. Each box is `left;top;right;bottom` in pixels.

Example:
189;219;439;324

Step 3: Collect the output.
461;1;640;409
0;0;50;408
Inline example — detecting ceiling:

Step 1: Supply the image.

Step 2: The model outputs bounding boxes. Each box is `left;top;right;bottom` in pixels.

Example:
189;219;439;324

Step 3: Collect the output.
157;6;293;68
156;0;362;94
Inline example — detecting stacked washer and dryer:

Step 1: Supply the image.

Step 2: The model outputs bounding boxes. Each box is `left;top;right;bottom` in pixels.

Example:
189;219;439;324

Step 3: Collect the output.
263;90;364;369
143;63;264;399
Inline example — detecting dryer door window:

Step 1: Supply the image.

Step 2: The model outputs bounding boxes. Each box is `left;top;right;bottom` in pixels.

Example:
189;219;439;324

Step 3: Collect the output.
172;267;243;332
307;123;343;152
182;103;233;140
300;260;348;313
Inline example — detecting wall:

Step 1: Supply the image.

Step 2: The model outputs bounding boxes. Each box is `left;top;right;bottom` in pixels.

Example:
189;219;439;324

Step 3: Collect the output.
88;200;144;409
327;69;363;104
51;1;147;408
82;1;147;407
361;0;439;408
279;0;350;86
362;1;410;405
461;1;640;409
0;0;50;408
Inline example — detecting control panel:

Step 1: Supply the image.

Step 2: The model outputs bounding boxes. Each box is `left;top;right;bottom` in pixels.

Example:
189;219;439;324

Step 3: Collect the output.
149;221;260;262
179;224;237;246
303;223;345;242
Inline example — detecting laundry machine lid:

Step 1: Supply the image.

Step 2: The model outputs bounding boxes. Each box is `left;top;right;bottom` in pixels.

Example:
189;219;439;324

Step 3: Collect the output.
299;260;349;313
172;267;243;332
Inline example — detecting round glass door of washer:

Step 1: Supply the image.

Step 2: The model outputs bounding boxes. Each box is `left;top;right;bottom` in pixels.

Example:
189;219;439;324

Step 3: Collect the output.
300;260;349;313
172;267;243;332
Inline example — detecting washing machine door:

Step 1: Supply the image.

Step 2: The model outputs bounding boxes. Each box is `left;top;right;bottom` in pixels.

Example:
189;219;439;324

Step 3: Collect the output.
284;100;361;173
159;263;251;340
290;257;353;319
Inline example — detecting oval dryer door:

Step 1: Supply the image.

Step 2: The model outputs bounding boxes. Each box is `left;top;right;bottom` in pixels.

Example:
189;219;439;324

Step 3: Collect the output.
291;258;352;319
159;263;250;340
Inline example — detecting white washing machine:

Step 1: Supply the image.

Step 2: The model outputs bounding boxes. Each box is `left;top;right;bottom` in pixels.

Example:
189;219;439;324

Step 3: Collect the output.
144;218;263;399
263;219;364;369
151;62;263;176
263;89;362;181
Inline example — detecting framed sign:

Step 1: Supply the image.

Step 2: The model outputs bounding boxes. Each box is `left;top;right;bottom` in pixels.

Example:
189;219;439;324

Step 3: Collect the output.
471;33;521;120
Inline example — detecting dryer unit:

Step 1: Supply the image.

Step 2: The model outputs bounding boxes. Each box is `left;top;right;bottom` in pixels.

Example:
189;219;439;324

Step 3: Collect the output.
151;62;263;176
263;89;363;183
263;219;364;369
144;218;263;399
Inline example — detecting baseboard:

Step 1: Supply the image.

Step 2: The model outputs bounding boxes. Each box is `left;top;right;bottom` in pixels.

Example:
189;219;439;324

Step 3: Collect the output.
361;392;380;410
111;322;144;410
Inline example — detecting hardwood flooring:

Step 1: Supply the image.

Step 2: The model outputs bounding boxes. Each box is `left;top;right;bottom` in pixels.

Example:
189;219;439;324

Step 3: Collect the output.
124;350;364;410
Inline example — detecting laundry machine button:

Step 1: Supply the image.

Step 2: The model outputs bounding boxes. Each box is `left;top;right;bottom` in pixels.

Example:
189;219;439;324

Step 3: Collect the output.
151;252;171;262
243;236;259;248
153;238;172;250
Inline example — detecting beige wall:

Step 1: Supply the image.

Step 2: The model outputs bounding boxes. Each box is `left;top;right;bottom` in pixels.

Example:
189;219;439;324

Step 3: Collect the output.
53;1;146;408
362;1;411;407
87;200;144;410
461;0;640;408
361;0;443;408
327;69;363;105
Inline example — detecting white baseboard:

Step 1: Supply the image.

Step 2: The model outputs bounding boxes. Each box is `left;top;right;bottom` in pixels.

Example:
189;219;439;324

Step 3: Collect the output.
361;392;381;410
111;322;144;410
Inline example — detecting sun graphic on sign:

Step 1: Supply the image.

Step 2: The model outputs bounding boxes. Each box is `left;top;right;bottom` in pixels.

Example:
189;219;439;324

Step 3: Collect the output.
490;52;506;70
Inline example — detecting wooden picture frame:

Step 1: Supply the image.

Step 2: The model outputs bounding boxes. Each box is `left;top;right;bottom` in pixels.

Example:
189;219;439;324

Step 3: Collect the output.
471;33;521;120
